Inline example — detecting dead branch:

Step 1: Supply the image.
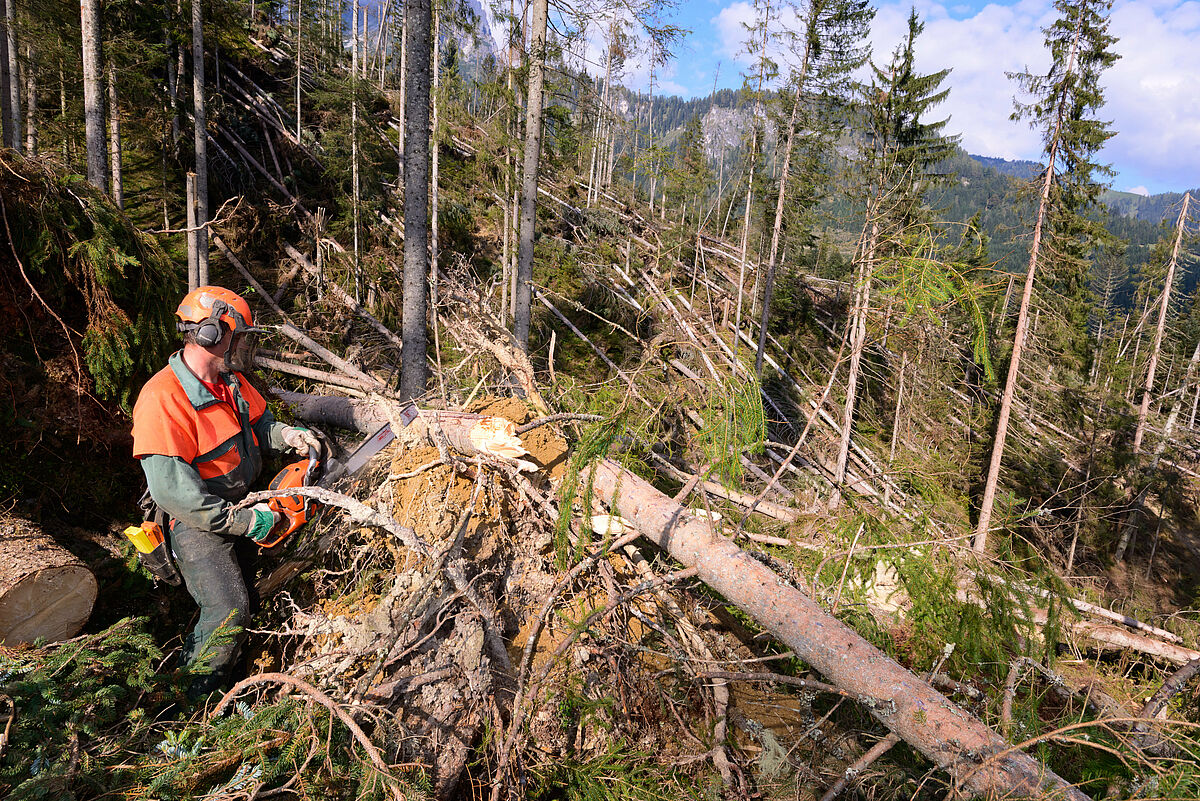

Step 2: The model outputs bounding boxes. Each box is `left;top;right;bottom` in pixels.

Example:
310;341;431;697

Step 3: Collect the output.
210;672;408;801
255;351;376;393
1133;656;1200;754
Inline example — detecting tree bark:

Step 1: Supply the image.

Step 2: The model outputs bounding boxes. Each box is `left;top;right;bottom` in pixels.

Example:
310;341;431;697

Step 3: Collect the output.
23;40;34;154
186;171;198;289
512;0;548;350
192;0;209;284
351;0;361;300
80;0;107;189
0;517;98;646
400;0;430;398
1132;193;1191;454
3;0;18;150
430;3;439;309
0;0;9;150
107;61;123;209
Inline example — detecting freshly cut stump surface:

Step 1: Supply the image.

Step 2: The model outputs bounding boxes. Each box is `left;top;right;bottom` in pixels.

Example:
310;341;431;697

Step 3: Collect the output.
0;516;98;645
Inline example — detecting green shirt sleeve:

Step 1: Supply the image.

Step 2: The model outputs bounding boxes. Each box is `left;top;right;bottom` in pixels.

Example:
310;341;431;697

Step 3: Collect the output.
140;454;255;536
253;407;290;457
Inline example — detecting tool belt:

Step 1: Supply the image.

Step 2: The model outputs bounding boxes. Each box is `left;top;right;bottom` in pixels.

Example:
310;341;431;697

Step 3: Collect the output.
124;488;183;586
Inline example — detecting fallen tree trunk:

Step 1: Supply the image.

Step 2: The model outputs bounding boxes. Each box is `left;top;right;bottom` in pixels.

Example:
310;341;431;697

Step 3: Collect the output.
585;459;1086;800
279;392;1085;800
0;517;98;645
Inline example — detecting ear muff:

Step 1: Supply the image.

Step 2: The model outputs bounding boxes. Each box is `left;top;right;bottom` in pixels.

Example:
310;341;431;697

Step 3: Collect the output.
194;319;225;347
187;300;231;347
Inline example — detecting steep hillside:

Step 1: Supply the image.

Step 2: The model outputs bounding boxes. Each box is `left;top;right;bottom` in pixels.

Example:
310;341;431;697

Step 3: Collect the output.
3;5;1200;801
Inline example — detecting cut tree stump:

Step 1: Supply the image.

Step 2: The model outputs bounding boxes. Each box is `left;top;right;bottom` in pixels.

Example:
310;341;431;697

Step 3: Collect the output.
0;517;98;645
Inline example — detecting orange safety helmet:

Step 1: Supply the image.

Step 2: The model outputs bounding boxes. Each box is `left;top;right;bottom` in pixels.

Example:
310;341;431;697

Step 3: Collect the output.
176;286;261;346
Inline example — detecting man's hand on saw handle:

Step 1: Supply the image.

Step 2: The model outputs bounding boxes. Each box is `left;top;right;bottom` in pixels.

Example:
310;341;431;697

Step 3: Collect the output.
282;426;324;457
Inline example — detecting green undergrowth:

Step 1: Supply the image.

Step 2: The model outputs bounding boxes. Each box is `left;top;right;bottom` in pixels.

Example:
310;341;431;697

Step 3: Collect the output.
0;617;426;801
0;155;178;522
527;742;708;801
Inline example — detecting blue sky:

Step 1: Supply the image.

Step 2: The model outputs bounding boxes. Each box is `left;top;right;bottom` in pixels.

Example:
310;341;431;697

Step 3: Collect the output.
548;0;1200;196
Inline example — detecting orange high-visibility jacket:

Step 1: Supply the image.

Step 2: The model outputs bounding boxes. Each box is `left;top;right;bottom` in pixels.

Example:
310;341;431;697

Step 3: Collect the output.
133;351;278;503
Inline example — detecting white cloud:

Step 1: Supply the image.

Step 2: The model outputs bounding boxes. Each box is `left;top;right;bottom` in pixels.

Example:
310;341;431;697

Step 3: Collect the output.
709;0;1200;193
1128;186;1151;196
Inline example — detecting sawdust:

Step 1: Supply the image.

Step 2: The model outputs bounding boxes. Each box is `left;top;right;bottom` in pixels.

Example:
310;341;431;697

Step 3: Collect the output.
521;425;570;482
468;395;535;424
387;446;491;547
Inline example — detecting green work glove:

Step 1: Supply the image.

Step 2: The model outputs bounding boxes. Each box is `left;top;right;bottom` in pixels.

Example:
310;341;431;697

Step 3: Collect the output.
247;502;281;543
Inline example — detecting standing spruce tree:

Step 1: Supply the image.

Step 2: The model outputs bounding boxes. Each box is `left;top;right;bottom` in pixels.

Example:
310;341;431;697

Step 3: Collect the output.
754;0;873;379
974;0;1117;551
831;9;956;506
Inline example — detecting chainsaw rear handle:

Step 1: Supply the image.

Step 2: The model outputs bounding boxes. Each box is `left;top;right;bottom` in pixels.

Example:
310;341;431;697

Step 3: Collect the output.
259;446;321;548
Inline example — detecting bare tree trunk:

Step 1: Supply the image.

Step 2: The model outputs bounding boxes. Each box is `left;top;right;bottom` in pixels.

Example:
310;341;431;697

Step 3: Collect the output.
186;171;198;289
430;3;439;308
295;0;301;142
351;0;361;301
831;220;878;508
1133;193;1191;454
80;0;106;189
0;1;9;150
192;0;210;284
22;40;32;154
107;62;123;209
400;0;431;398
165;3;180;149
3;0;18;150
733;133;755;356
883;351;907;507
755;78;804;379
512;0;548;350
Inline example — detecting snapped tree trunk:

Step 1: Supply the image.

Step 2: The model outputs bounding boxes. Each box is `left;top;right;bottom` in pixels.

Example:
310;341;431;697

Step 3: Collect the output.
1132;192;1191;455
191;0;209;284
80;0;107;189
512;0;548;350
399;0;431;398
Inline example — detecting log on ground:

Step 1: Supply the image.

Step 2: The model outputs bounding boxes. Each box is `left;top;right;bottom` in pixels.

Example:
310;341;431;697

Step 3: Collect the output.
0;516;98;645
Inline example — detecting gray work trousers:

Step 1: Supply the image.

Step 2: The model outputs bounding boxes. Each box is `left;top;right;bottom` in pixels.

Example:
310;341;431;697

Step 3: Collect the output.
170;520;256;694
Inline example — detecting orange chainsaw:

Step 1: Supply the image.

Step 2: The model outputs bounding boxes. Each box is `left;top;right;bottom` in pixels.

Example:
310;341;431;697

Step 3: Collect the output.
259;409;415;547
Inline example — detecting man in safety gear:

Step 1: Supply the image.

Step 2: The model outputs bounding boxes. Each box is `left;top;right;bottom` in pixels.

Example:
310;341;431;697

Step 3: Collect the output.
131;286;321;696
